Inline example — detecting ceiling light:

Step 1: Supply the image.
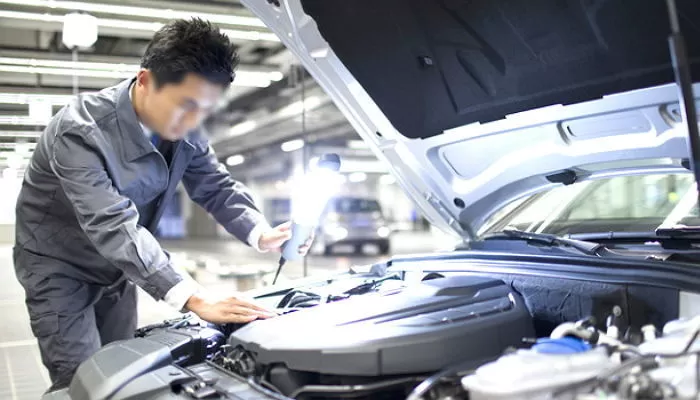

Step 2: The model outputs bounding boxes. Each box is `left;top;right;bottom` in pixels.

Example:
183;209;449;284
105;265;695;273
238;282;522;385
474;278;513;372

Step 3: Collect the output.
0;57;280;87
221;29;279;42
0;92;75;105
0;131;42;138
0;61;277;88
0;0;266;28
348;172;367;183
0;57;136;72
379;174;396;185
278;97;323;117
226;155;245;166
229;120;257;136
0;65;131;79
281;139;305;152
347;140;368;149
268;71;284;81
62;12;98;49
0;10;279;42
0;116;48;125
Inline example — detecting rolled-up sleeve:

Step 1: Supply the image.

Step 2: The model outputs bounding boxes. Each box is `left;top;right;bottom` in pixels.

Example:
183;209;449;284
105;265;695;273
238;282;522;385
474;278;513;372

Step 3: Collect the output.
182;134;269;247
50;131;182;300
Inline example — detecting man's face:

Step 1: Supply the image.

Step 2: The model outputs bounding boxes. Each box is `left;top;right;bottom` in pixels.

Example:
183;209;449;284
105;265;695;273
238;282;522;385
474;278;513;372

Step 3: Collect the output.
137;70;224;141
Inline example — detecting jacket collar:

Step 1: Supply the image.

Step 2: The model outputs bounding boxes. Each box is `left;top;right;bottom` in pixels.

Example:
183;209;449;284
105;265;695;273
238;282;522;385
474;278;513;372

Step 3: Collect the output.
115;77;195;162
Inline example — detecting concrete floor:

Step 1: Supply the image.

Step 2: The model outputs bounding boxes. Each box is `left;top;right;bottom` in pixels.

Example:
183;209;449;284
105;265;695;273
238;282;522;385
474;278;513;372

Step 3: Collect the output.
0;231;440;398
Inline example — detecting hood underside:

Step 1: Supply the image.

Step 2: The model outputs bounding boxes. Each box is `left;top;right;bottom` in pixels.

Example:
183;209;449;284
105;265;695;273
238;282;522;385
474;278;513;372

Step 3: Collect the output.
242;0;700;240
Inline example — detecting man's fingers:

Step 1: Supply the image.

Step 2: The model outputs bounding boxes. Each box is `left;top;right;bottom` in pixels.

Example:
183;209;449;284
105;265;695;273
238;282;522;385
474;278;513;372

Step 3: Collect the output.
275;221;292;232
227;314;258;323
227;298;276;315
265;230;292;243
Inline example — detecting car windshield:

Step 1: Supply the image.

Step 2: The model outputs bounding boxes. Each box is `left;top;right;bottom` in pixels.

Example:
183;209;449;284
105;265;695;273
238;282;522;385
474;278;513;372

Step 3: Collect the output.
478;172;700;237
333;198;382;214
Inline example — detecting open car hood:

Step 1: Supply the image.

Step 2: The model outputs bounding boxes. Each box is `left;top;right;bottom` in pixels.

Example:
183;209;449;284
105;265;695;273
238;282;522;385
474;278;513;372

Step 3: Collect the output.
241;0;700;241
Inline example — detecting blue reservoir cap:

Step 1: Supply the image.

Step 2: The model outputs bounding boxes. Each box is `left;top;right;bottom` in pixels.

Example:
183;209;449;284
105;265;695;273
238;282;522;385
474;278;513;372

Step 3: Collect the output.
532;337;591;354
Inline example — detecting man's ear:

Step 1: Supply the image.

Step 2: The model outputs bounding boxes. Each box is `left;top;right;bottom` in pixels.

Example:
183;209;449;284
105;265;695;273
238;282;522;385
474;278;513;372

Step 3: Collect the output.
136;69;152;89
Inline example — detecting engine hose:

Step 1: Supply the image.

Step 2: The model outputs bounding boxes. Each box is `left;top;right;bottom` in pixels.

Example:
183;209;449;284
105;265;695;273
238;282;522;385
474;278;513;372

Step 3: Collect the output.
405;359;478;400
289;377;424;399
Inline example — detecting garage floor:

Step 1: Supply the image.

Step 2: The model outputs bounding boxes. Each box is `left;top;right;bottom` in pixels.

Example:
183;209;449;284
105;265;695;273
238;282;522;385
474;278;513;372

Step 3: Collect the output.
0;231;440;398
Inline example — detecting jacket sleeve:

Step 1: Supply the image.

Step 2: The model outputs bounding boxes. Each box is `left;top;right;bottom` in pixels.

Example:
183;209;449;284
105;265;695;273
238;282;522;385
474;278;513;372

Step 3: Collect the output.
50;131;183;300
182;134;269;245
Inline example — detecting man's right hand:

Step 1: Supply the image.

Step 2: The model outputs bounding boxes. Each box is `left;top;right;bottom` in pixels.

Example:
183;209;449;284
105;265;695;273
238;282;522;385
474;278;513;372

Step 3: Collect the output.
185;293;277;324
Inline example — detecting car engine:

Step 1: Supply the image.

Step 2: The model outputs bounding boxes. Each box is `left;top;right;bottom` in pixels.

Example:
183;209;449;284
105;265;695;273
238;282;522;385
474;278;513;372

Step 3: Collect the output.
45;273;700;400
223;274;534;399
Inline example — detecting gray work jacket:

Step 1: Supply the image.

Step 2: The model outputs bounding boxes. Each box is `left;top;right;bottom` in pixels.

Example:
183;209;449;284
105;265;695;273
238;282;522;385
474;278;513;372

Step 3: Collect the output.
14;78;265;300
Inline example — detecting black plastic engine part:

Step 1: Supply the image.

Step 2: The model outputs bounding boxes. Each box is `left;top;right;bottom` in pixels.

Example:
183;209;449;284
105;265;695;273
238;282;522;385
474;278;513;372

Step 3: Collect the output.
229;275;535;377
58;324;225;400
45;362;290;400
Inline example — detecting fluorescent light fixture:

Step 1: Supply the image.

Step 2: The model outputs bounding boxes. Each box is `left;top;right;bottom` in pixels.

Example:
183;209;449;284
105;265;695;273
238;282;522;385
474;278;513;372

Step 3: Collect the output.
348;172;367;183
0;58;279;87
347;140;368;149
0;57;136;72
268;71;284;81
229;120;258;136
0;92;75;105
0;65;132;79
0;131;42;138
278;96;323;117
221;29;279;42
226;155;245;166
281;139;304;152
379;174;396;185
0;10;279;42
0;116;47;125
0;0;266;28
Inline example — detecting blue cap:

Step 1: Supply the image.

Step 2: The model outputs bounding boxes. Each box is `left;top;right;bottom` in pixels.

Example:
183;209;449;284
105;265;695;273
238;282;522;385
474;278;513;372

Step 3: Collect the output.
532;337;591;354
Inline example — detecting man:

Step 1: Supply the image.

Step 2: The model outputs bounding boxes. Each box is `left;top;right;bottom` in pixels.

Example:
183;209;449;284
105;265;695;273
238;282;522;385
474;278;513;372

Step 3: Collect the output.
13;18;309;392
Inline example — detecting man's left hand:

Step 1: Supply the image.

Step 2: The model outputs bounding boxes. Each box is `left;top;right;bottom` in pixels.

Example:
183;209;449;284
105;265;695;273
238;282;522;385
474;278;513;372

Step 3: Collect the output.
258;221;314;255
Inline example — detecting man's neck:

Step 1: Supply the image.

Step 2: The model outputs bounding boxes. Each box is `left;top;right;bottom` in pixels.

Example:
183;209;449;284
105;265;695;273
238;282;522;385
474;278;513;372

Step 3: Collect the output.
130;82;144;122
129;81;153;135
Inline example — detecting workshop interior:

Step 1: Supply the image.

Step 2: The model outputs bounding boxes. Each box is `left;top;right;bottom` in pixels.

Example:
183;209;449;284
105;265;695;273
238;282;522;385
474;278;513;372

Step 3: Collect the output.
3;0;700;399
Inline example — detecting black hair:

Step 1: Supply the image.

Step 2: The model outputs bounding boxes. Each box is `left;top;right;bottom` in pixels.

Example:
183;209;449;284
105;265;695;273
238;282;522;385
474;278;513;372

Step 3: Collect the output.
140;18;239;88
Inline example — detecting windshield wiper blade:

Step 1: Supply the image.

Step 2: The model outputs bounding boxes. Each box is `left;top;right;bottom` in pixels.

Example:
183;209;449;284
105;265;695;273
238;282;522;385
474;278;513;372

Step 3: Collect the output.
483;228;606;256
656;226;700;238
569;230;700;250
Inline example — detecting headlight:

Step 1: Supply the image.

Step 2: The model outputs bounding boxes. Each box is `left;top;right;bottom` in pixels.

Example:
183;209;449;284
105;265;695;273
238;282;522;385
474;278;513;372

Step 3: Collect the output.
325;212;340;223
325;225;348;240
377;226;391;238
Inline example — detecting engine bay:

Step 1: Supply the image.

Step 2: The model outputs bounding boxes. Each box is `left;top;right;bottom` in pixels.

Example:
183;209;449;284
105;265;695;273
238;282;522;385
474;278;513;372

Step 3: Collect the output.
224;275;534;397
55;267;700;400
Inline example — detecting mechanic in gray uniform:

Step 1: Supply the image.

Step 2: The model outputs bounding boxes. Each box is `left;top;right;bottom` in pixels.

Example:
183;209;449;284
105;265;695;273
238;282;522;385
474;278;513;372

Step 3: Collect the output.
13;18;311;392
